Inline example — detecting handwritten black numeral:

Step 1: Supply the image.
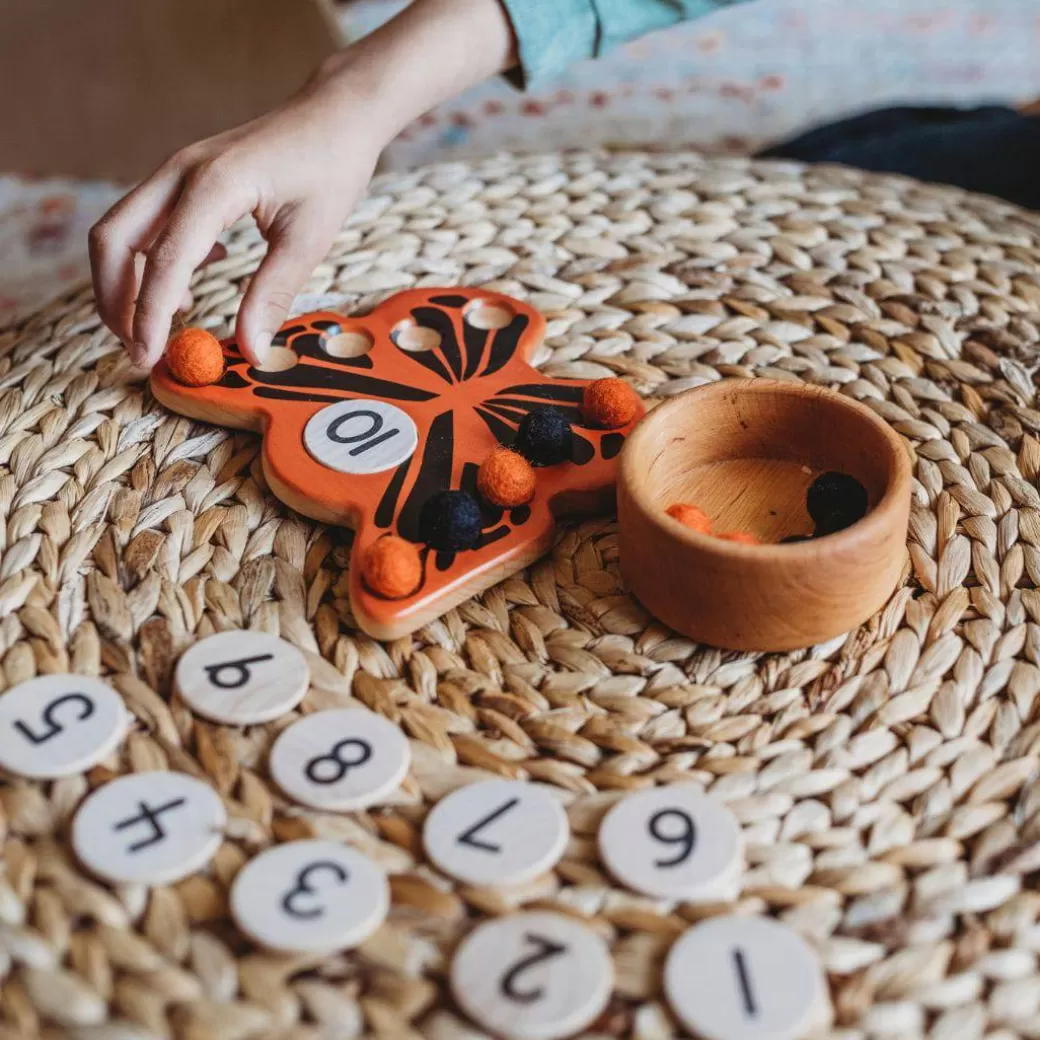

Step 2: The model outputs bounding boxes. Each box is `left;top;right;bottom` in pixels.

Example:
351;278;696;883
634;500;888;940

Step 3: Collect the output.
456;797;519;854
327;410;400;457
14;692;95;745
113;797;187;853
648;808;696;869
304;738;373;785
500;933;568;1004
733;948;757;1016
203;653;274;690
281;860;349;920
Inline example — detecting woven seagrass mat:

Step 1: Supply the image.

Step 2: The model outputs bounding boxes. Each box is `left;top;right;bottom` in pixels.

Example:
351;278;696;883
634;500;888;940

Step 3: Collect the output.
3;149;1040;1040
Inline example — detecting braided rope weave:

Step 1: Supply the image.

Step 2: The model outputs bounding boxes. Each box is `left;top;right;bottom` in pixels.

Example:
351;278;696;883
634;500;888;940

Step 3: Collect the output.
3;150;1040;1038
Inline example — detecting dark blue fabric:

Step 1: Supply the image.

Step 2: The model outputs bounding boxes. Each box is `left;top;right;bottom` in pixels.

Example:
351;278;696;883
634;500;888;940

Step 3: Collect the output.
759;106;1040;210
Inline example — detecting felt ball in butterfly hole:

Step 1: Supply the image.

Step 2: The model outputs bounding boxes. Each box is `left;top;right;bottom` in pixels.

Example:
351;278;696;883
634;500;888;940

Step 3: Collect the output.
582;377;641;429
513;407;573;467
807;471;868;536
666;503;712;535
477;448;536;508
165;328;225;386
419;490;484;552
360;535;422;599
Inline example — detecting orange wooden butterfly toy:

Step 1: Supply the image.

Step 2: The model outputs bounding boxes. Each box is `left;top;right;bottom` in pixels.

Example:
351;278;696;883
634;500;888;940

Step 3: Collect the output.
151;288;643;639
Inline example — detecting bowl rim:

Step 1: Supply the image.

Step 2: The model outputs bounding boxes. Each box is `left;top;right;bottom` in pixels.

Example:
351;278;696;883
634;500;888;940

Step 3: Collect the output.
619;378;912;562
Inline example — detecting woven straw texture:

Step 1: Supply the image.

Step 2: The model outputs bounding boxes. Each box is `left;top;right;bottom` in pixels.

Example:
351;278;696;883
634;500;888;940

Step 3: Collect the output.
4;150;1040;1040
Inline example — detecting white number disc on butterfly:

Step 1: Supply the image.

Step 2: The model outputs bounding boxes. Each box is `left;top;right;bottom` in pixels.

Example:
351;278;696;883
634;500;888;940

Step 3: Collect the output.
664;916;830;1040
269;708;411;811
598;783;744;901
230;839;389;953
0;674;129;779
423;779;569;887
303;399;418;476
175;631;310;726
72;772;226;886
451;911;613;1040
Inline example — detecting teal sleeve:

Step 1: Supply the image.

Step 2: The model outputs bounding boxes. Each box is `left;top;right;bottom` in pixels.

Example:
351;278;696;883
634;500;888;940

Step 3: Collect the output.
499;0;746;89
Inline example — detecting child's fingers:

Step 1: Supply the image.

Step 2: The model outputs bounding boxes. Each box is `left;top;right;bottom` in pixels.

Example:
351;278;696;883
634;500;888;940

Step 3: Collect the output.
132;171;251;368
89;163;187;347
236;208;335;366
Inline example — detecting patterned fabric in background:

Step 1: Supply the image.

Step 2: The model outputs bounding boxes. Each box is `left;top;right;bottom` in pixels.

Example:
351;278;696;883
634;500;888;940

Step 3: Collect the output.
3;0;1040;327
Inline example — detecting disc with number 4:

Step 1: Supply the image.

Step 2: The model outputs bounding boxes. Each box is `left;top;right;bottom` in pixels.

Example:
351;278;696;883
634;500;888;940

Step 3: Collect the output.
269;708;411;812
0;675;129;779
451;911;613;1040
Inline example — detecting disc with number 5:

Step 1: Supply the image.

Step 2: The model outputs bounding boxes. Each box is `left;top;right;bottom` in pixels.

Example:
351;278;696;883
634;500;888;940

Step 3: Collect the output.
0;675;129;779
269;708;411;812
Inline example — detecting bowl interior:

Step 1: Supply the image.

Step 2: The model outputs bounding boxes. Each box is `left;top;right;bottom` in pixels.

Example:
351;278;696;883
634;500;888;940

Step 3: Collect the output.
640;383;901;543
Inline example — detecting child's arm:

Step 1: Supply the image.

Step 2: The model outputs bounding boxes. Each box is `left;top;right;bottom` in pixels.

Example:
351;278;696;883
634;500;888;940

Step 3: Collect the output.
90;0;745;369
90;0;518;368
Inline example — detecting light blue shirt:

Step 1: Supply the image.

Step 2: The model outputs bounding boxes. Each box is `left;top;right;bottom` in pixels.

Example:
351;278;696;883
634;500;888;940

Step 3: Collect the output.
500;0;749;88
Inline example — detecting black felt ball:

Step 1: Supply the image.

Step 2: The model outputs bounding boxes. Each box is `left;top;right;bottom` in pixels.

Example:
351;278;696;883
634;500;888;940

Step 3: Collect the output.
807;471;868;536
418;490;483;551
514;407;573;467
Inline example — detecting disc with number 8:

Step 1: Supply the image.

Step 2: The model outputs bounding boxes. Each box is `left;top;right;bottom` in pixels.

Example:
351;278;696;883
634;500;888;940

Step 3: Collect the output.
269;708;411;811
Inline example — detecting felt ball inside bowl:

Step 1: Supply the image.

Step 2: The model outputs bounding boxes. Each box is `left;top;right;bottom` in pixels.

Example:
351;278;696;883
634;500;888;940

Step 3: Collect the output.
617;380;911;651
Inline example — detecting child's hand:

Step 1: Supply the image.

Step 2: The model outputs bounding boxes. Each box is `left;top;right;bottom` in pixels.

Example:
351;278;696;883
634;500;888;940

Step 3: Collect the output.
89;0;517;369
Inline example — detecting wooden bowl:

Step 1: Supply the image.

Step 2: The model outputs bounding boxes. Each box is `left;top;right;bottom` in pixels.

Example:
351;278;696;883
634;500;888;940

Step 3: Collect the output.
617;379;911;651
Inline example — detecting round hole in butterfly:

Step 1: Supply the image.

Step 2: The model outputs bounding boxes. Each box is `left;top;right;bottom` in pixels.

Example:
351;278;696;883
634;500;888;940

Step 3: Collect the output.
324;330;375;359
256;346;299;373
392;321;442;353
463;300;514;330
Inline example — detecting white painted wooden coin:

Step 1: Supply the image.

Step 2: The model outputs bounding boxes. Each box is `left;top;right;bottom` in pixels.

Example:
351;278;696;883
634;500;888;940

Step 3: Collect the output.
0;674;129;779
423;779;569;887
269;708;410;811
598;783;744;901
175;631;309;725
230;839;389;953
664;916;830;1040
451;911;613;1040
303;399;418;476
72;771;226;886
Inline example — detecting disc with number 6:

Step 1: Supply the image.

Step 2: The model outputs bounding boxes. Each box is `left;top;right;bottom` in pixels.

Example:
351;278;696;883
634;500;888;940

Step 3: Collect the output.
269;708;411;811
451;911;613;1040
598;783;744;901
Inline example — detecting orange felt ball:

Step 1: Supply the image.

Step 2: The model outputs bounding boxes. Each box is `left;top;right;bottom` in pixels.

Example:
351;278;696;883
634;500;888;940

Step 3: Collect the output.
582;378;641;429
477;448;536;508
360;536;422;599
166;328;225;387
718;530;760;545
666;502;712;534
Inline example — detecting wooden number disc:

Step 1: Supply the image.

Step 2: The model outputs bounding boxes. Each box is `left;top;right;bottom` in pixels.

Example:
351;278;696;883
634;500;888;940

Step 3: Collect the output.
664;915;830;1040
422;779;569;887
175;631;309;726
451;911;613;1040
0;674;128;779
598;784;744;901
268;709;411;811
230;839;389;953
303;399;418;476
72;772;226;886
